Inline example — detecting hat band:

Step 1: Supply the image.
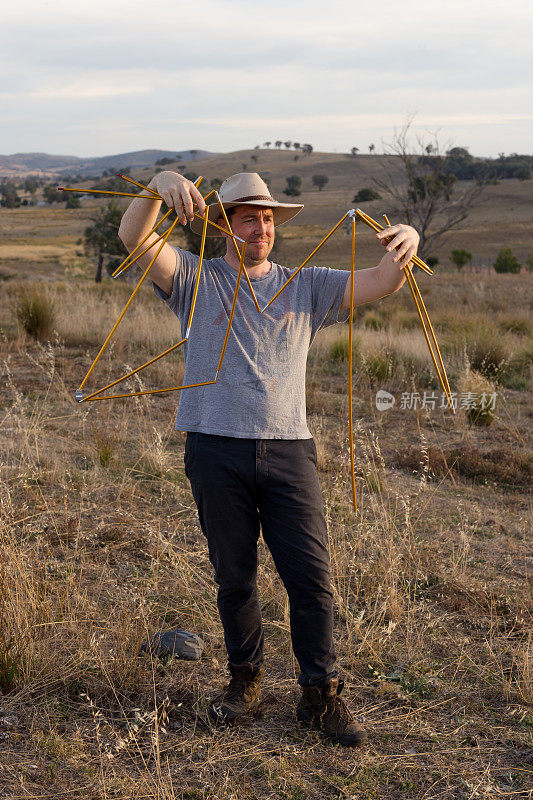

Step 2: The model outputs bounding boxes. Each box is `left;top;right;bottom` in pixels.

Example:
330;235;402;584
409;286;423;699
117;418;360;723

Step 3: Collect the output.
230;194;274;203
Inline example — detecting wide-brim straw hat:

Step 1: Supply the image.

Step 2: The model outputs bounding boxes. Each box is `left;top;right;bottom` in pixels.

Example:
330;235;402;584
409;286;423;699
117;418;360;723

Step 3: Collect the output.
190;172;303;237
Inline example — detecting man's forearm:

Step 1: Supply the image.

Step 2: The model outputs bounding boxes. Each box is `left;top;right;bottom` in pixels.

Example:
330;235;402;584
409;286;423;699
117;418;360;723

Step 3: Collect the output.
341;256;407;310
376;256;407;296
118;177;162;249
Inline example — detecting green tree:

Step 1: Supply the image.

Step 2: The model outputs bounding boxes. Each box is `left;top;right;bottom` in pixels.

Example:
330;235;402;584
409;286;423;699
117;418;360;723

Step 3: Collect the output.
84;202;129;282
350;147;359;157
43;184;62;204
353;188;381;203
312;175;329;191
450;249;473;270
493;247;521;274
66;193;81;209
0;182;21;208
24;178;38;195
283;175;302;197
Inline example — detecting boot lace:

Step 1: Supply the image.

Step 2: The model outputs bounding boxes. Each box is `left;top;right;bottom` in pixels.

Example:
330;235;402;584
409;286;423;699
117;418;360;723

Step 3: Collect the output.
326;695;352;731
224;676;248;702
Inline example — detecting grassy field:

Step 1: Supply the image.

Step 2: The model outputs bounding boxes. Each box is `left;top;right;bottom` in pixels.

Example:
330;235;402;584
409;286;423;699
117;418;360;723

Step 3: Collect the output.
2;149;533;280
0;157;532;799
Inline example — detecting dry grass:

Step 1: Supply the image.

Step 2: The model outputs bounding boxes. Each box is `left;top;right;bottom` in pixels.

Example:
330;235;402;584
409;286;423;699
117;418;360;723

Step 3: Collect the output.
11;284;57;341
0;266;531;799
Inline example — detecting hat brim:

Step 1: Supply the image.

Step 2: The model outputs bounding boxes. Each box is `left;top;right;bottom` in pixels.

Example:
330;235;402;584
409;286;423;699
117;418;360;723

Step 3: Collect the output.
190;199;304;237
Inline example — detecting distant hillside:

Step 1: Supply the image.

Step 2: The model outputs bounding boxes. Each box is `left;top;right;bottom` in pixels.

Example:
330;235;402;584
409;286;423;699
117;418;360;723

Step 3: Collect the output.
0;149;213;178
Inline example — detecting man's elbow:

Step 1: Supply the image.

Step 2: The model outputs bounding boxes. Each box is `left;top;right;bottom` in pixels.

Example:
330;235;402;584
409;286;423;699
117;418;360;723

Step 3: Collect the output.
118;223;134;251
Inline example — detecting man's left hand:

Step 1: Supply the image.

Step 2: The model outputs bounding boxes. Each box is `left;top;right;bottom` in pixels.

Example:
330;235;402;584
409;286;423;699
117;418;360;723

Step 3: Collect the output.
376;224;420;267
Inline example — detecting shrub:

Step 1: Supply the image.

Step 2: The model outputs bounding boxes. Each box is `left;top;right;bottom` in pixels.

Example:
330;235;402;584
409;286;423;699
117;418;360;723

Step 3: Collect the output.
312;175;329;191
363;311;383;330
12;285;56;340
330;338;349;361
390;310;418;331
362;347;397;381
353;188;381;203
329;333;360;363
497;314;532;336
493;247;521;274
463;324;510;380
505;339;533;389
283;175;302;197
458;369;496;426
395;444;532;488
450;249;473;270
66;193;81;209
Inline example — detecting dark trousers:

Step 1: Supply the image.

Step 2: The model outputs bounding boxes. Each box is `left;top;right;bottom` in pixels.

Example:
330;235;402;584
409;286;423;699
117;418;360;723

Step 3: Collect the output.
184;433;337;686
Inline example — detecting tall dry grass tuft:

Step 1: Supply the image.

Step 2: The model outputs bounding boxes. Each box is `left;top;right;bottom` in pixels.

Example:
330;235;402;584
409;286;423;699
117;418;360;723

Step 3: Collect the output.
11;283;56;340
457;368;497;426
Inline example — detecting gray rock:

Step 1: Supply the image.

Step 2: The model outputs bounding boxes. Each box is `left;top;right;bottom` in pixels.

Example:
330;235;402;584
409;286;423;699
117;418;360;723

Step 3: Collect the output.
140;629;204;661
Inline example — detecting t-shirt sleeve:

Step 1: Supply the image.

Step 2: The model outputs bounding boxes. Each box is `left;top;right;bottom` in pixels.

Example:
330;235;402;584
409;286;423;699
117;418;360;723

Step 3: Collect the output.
152;246;200;324
310;266;350;339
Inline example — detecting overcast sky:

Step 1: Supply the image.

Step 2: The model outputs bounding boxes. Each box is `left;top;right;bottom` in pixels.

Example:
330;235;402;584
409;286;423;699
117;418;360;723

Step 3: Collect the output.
2;0;532;158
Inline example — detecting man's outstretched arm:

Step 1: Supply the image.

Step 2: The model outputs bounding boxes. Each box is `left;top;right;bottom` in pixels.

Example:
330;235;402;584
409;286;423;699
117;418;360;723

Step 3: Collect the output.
118;171;206;296
340;224;420;310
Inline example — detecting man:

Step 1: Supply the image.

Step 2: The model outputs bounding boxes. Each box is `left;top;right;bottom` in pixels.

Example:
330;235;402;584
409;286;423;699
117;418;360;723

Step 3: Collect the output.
118;171;419;747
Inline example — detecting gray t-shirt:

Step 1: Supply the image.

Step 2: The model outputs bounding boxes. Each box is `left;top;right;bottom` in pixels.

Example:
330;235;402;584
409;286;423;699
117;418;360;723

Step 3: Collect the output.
153;247;349;438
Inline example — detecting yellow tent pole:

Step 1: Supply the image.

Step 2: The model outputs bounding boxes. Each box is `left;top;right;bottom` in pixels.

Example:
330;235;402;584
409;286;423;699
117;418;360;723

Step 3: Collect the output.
116;174;161;196
382;214;454;414
355;209;433;276
184;205;209;337
58;186;163;200
262;213;349;312
83;379;217;402
214;192;262;313
348;214;357;512
79;338;187;402
216;244;246;373
82;245;247;402
112;209;174;277
112;178;212;278
76;217;179;398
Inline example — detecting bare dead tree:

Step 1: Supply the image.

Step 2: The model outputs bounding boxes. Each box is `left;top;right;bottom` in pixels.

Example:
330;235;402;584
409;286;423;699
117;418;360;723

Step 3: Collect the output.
372;120;487;257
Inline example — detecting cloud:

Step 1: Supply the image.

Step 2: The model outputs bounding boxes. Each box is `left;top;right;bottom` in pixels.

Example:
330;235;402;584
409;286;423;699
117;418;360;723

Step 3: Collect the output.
1;0;532;156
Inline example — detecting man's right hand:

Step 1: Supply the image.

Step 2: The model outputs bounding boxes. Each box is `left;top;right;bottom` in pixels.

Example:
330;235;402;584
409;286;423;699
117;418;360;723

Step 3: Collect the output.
148;171;207;226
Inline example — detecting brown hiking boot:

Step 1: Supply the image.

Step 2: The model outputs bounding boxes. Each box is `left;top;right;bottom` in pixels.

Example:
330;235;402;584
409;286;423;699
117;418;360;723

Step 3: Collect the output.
208;663;262;725
296;678;368;747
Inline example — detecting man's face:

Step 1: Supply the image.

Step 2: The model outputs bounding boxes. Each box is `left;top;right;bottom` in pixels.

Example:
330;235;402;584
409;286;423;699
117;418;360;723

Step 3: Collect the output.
222;206;275;265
